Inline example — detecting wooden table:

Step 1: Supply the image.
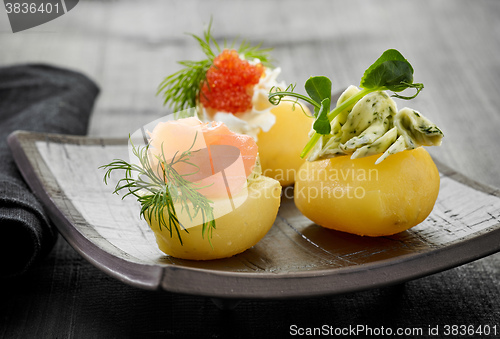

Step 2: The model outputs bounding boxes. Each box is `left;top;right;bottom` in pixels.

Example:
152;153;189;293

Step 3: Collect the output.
1;0;499;337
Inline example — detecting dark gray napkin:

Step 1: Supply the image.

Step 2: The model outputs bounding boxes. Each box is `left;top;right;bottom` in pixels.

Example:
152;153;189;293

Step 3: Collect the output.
0;64;99;278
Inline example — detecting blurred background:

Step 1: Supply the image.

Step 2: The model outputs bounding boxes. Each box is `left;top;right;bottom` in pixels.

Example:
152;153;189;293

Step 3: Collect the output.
2;0;500;187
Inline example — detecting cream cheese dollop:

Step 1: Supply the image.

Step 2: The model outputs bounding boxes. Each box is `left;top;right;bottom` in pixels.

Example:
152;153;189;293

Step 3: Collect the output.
308;86;444;163
198;65;285;140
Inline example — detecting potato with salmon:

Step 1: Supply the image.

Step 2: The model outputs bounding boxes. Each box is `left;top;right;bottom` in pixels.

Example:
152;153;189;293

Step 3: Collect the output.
101;117;281;260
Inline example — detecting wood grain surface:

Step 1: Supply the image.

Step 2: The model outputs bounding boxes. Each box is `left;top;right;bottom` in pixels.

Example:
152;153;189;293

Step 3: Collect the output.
1;0;500;337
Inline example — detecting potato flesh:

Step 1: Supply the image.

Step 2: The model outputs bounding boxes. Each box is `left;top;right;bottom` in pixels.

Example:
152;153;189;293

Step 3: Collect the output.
294;147;440;236
257;101;313;186
147;176;281;260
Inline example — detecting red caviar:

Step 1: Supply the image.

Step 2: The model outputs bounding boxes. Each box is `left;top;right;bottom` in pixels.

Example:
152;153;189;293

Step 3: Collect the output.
200;49;264;114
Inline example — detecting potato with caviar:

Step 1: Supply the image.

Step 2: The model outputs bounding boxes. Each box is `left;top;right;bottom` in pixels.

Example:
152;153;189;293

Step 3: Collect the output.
294;147;440;236
148;176;281;260
257;101;313;186
158;25;313;187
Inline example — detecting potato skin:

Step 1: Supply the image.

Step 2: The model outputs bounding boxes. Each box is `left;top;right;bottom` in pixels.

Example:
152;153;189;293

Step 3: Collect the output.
294;147;440;236
147;176;281;260
257;101;313;187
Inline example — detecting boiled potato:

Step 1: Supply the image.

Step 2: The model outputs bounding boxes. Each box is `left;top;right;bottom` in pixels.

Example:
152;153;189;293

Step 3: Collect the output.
294;147;439;236
257;101;313;186
147;176;281;260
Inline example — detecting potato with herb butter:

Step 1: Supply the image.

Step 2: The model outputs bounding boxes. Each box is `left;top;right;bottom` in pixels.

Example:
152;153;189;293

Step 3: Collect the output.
295;147;440;236
270;49;444;236
296;86;442;236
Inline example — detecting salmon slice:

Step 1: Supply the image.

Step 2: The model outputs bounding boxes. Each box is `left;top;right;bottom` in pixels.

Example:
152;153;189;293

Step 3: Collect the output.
148;117;258;199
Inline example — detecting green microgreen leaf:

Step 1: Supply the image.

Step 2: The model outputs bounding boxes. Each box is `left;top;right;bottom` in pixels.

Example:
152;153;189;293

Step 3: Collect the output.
360;49;410;87
360;49;423;97
361;60;413;91
312;98;331;134
305;76;332;116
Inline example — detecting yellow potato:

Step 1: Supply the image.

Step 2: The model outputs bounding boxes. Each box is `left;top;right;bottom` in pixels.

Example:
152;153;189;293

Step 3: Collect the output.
257;101;313;186
146;176;281;260
294;147;440;236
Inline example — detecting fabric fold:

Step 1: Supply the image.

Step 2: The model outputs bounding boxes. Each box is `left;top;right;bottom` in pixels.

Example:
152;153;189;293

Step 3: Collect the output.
0;64;99;278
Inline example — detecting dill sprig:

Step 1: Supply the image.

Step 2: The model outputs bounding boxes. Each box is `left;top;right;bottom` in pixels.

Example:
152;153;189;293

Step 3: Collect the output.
100;134;216;246
157;19;274;112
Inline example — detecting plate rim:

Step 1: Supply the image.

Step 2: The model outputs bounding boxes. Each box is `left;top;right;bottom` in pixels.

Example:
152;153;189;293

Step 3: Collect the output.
8;130;500;299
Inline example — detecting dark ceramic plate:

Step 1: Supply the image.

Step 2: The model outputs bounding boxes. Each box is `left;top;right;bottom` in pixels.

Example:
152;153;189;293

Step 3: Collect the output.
8;131;500;301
